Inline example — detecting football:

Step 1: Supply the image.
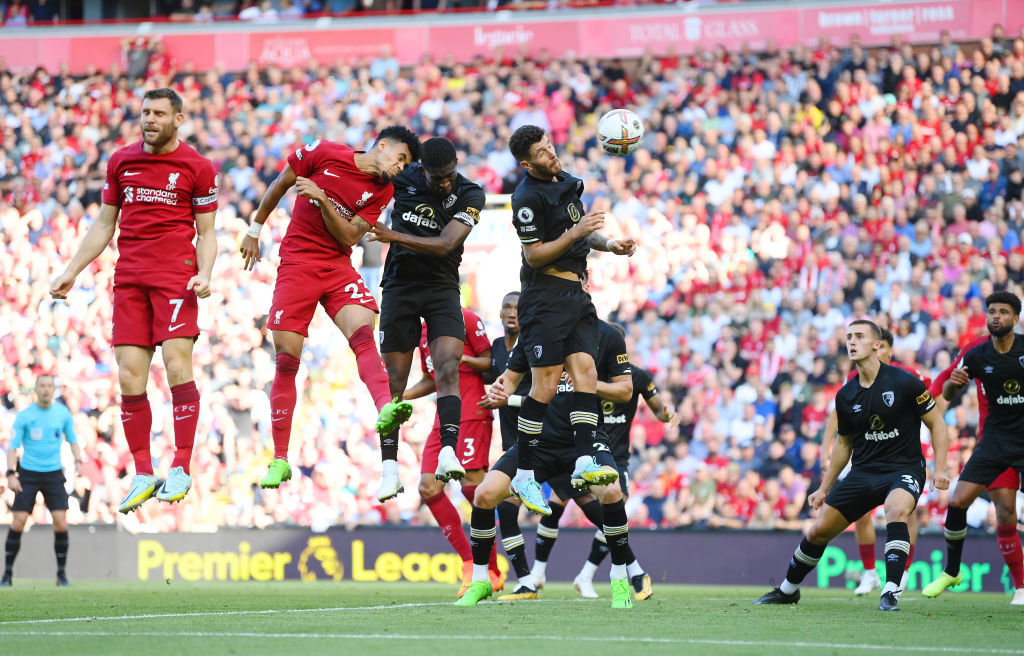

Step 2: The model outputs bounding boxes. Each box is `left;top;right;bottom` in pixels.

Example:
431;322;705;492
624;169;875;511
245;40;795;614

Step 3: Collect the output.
597;108;645;156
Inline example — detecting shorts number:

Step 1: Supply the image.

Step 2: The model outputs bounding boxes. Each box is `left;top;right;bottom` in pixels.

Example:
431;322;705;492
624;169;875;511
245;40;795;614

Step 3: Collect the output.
463;438;475;458
169;298;184;322
344;283;364;300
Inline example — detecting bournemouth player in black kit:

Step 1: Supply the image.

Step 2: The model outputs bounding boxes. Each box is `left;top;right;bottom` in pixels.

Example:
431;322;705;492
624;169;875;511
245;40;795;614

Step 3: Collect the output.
460;320;639;608
923;292;1024;603
755;319;948;611
506;125;636;515
367;137;485;501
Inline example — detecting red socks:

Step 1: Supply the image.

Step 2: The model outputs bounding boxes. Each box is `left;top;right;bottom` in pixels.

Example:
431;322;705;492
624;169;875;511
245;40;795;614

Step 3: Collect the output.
858;543;875;571
424;491;472;562
170;382;200;474
905;544;915;571
121;393;153;476
271;353;301;460
348;325;393;411
997;524;1024;588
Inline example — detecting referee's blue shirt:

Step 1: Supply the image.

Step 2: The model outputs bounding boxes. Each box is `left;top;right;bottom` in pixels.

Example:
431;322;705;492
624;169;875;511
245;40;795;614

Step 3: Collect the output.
10;402;77;473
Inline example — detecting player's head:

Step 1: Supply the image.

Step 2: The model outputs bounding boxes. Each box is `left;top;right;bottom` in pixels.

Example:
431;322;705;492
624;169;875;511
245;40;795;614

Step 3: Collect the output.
500;291;520;334
371;126;421;181
509;125;561;179
420;137;458;196
876;326;894;363
34;373;55;407
984;291;1022;338
845;319;882;363
141;88;184;149
610;322;627;338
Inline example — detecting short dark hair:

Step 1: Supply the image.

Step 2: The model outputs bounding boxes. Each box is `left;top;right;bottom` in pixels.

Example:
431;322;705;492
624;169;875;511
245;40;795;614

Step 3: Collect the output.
509;125;546;163
848;319;881;339
879;327;894;346
143;87;183;114
375;125;421;162
986;291;1022;316
421;137;456;170
503;290;521;299
610;321;627;338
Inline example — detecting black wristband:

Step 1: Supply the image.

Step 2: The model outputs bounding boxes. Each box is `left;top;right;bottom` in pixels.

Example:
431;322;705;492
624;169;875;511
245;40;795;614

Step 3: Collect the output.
6;469;16;476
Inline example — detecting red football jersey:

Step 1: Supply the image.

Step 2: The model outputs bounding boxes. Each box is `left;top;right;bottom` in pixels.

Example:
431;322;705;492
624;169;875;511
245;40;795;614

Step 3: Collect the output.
418;308;493;420
930;335;989;438
102;141;218;272
283;140;392;265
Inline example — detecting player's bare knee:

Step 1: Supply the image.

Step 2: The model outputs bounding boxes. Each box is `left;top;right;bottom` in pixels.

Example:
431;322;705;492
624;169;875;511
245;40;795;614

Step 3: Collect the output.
11;516;27;532
474;480;505;509
596;485;622;504
418;475;442;500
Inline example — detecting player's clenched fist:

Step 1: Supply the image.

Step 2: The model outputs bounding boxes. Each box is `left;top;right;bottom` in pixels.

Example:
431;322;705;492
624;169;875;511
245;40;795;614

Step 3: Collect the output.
572;210;605;239
294;176;327;205
948;367;970;387
49;270;76;299
187;274;211;299
608;238;637;256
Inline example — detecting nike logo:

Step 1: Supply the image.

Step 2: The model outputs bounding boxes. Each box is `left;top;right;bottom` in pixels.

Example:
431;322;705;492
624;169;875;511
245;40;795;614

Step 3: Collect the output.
174;414;194;421
124;171;142;176
271;416;288;422
168;323;186;331
323;169;340;178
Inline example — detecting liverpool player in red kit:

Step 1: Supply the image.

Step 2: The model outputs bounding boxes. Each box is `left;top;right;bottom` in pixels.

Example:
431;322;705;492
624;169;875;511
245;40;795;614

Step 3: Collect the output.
239;127;421;495
50;88;218;513
403;308;504;594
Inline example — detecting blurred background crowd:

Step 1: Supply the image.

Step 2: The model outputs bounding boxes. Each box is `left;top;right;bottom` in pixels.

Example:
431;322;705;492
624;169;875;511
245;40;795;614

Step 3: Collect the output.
2;18;1024;536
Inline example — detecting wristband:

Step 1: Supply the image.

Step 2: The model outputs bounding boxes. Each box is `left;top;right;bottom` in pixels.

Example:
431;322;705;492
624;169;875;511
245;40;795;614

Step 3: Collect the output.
507;394;523;408
246;222;264;238
605;238;615;251
6;469;16;476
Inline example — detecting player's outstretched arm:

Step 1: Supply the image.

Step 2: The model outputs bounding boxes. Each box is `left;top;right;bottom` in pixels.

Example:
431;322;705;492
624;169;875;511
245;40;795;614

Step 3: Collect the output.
521;210;604;269
187;210;216;299
403;375;437;401
242;164;297;270
461;349;492;374
368;219;472;257
820;407;839;471
478;368;524;409
294;176;371;247
644;393;678;425
587;230;637;256
921;405;950;491
597;374;633;403
810;433;851;509
50;203;118;299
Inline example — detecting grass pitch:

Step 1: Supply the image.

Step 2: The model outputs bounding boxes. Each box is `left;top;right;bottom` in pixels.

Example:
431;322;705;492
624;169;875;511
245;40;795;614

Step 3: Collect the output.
0;580;1021;655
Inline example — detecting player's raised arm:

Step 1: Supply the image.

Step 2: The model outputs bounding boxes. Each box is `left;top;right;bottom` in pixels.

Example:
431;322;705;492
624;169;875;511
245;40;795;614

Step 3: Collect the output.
369;217;472;257
520;210;604;269
294;176;372;248
50;203;119;299
188;210;216;299
241;164;297;270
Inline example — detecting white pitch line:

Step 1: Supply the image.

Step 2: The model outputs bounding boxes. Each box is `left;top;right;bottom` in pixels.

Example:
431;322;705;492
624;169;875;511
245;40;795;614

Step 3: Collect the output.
0;631;1022;654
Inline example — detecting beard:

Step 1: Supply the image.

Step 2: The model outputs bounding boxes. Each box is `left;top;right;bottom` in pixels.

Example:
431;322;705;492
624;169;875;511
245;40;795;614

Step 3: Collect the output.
989;322;1014;338
143;126;174;149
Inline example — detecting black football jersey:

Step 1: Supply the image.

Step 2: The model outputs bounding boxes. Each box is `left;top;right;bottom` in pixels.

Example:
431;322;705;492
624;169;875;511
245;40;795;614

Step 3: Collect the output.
491;335;532;447
603;366;659;461
963;334;1024;442
511;170;589;286
383;163;485;286
835;363;935;471
508;321;631;447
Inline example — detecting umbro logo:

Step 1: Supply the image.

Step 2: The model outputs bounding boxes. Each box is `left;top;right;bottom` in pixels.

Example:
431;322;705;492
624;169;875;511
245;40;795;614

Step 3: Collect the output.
985;366;995;374
852;404;862;413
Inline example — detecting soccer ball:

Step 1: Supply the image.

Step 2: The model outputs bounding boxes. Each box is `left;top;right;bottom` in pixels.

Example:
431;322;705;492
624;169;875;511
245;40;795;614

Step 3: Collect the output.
597;109;645;156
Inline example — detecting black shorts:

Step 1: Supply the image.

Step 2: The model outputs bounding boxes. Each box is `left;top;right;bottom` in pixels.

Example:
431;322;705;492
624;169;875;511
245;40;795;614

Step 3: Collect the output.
379;281;464;353
959;438;1024;487
825;466;925;523
614;457;630;497
493;441;616;502
10;468;68;513
517;275;597;367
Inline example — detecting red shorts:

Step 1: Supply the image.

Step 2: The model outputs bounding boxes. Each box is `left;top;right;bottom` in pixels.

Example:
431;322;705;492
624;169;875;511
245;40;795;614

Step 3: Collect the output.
268;262;378;337
113;269;199;347
988;467;1020;491
420;419;493;474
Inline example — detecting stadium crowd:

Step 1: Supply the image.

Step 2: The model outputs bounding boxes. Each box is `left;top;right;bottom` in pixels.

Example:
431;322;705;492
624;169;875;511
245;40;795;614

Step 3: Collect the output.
2;23;1024;536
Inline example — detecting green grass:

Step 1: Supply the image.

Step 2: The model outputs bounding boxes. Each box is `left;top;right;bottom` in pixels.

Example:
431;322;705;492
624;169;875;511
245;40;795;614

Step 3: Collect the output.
0;581;1021;655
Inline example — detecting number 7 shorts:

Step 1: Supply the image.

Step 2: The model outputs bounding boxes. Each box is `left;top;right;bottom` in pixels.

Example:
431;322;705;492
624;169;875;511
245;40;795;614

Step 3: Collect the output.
268;262;378;337
113;268;199;347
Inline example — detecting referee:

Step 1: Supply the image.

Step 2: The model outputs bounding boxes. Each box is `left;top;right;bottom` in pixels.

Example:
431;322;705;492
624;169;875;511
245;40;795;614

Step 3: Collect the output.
3;373;82;587
505;124;636;515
